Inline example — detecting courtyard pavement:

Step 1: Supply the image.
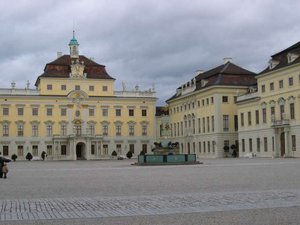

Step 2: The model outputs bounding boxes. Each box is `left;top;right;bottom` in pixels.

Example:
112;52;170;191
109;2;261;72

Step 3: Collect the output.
1;158;300;224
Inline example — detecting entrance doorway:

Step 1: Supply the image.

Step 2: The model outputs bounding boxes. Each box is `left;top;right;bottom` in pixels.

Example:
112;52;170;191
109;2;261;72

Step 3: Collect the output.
280;132;285;157
76;142;86;160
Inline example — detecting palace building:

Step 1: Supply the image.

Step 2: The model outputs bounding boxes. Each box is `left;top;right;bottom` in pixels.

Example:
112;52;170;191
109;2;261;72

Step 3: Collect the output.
167;59;256;158
237;41;300;157
0;33;156;160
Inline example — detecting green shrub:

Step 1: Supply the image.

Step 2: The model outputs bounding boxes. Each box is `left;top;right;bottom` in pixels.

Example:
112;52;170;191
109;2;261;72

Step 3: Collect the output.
11;154;18;162
26;152;33;161
126;151;133;159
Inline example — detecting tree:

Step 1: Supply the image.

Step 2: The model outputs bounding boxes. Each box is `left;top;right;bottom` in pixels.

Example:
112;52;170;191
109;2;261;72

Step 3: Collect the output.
26;152;33;161
112;151;117;156
126;151;133;159
11;154;18;162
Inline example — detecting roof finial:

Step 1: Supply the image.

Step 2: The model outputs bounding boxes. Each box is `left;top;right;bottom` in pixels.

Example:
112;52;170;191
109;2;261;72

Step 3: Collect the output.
73;30;75;39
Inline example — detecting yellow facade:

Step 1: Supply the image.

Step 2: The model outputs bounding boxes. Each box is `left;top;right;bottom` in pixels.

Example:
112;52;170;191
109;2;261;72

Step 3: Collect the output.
0;35;156;160
237;46;300;157
167;61;256;158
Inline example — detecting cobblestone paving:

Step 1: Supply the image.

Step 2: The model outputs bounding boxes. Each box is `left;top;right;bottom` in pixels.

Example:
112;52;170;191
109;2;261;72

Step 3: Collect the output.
1;190;300;221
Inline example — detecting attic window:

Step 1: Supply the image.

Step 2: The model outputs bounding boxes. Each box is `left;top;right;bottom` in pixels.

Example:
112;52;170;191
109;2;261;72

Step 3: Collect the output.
269;59;279;69
201;80;208;87
287;53;298;63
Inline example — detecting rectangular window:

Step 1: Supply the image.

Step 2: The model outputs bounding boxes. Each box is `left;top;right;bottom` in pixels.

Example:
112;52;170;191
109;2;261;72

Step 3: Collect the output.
61;145;67;155
91;145;95;155
241;113;244;127
129;109;134;117
32;108;38;116
234;96;237;103
242;139;245;152
129;144;135;153
103;144;108;155
249;138;253;152
89;85;94;91
17;124;24;136
3;146;9;156
202;118;205;133
289;77;293;86
142;125;147;136
61;84;66;91
102;86;108;92
261;85;265;93
32;145;38;156
292;135;296;151
116;125;121;136
3;107;9;116
142;144;147;154
270;82;274;91
279;80;283;88
234;115;238;131
280;105;285;120
102;108;108;117
61;124;67;136
61;108;67;116
46;125;52;136
248;111;252;126
17;145;23;157
89;108;95;116
47;145;52;156
32;124;38;137
47;108;52;116
212;116;215;132
223;115;229;131
142;109;147;117
129;125;134;136
3;124;9;136
75;85;80;90
207;117;210;133
203;141;206;153
207;141;210;153
89;125;95;136
116;144;122;154
47;84;52;90
222;96;228;103
116;109;121;116
264;137;268;152
271;106;275;122
211;97;214;104
290;103;295;119
198;118;201;133
103;125;108;136
257;138;260;152
255;110;259;124
272;137;275;152
18;108;24;116
206;98;209;105
262;108;267;123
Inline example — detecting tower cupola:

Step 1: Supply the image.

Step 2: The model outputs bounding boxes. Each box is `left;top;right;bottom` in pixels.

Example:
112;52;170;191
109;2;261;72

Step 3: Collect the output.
69;31;79;58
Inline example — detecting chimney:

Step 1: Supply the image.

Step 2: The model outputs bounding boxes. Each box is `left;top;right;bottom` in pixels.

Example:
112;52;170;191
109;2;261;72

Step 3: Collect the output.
223;57;232;64
57;52;63;58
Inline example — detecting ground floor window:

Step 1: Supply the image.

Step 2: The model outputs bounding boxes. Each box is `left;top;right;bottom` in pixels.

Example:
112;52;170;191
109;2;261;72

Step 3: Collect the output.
61;145;67;155
17;145;23;156
249;138;253;152
47;145;52;156
242;139;245;152
199;142;201;153
292;135;296;151
116;144;121;154
103;144;108;155
142;144;147;153
264;137;268;152
91;144;95;155
3;146;8;156
32;145;38;156
129;144;135;153
207;141;210;153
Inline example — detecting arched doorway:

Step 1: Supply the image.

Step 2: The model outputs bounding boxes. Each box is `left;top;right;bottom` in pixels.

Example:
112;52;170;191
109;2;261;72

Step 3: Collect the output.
76;142;86;160
280;132;285;157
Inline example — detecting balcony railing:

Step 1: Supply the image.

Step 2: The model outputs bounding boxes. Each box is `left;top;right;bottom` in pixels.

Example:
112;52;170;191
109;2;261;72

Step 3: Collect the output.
271;119;290;127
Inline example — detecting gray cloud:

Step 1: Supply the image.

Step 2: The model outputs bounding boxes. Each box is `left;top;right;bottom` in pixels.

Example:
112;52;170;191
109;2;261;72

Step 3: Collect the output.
1;0;300;104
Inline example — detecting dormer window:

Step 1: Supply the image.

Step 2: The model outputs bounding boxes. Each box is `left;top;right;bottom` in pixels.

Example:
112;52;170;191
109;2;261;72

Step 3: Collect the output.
269;59;279;69
287;53;298;63
201;79;208;87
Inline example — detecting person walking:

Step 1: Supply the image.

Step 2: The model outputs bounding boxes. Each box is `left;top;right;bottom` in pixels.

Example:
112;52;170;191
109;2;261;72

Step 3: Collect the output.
0;152;11;178
2;163;8;179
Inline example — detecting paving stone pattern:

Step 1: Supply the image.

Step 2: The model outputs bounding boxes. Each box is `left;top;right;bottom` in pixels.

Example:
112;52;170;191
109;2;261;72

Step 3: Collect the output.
1;190;300;221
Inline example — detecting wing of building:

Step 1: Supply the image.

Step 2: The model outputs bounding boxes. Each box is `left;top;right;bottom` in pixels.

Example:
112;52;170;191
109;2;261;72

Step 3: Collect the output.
237;41;300;158
0;33;157;160
167;59;256;158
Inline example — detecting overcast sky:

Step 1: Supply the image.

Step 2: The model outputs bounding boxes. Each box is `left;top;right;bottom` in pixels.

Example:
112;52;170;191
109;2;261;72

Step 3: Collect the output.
0;0;300;105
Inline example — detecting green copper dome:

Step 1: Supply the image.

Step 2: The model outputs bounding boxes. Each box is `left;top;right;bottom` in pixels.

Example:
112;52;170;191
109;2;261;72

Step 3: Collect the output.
69;31;79;46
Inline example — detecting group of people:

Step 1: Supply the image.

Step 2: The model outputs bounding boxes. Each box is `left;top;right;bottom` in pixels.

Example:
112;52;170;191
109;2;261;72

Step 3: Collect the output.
0;152;11;179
